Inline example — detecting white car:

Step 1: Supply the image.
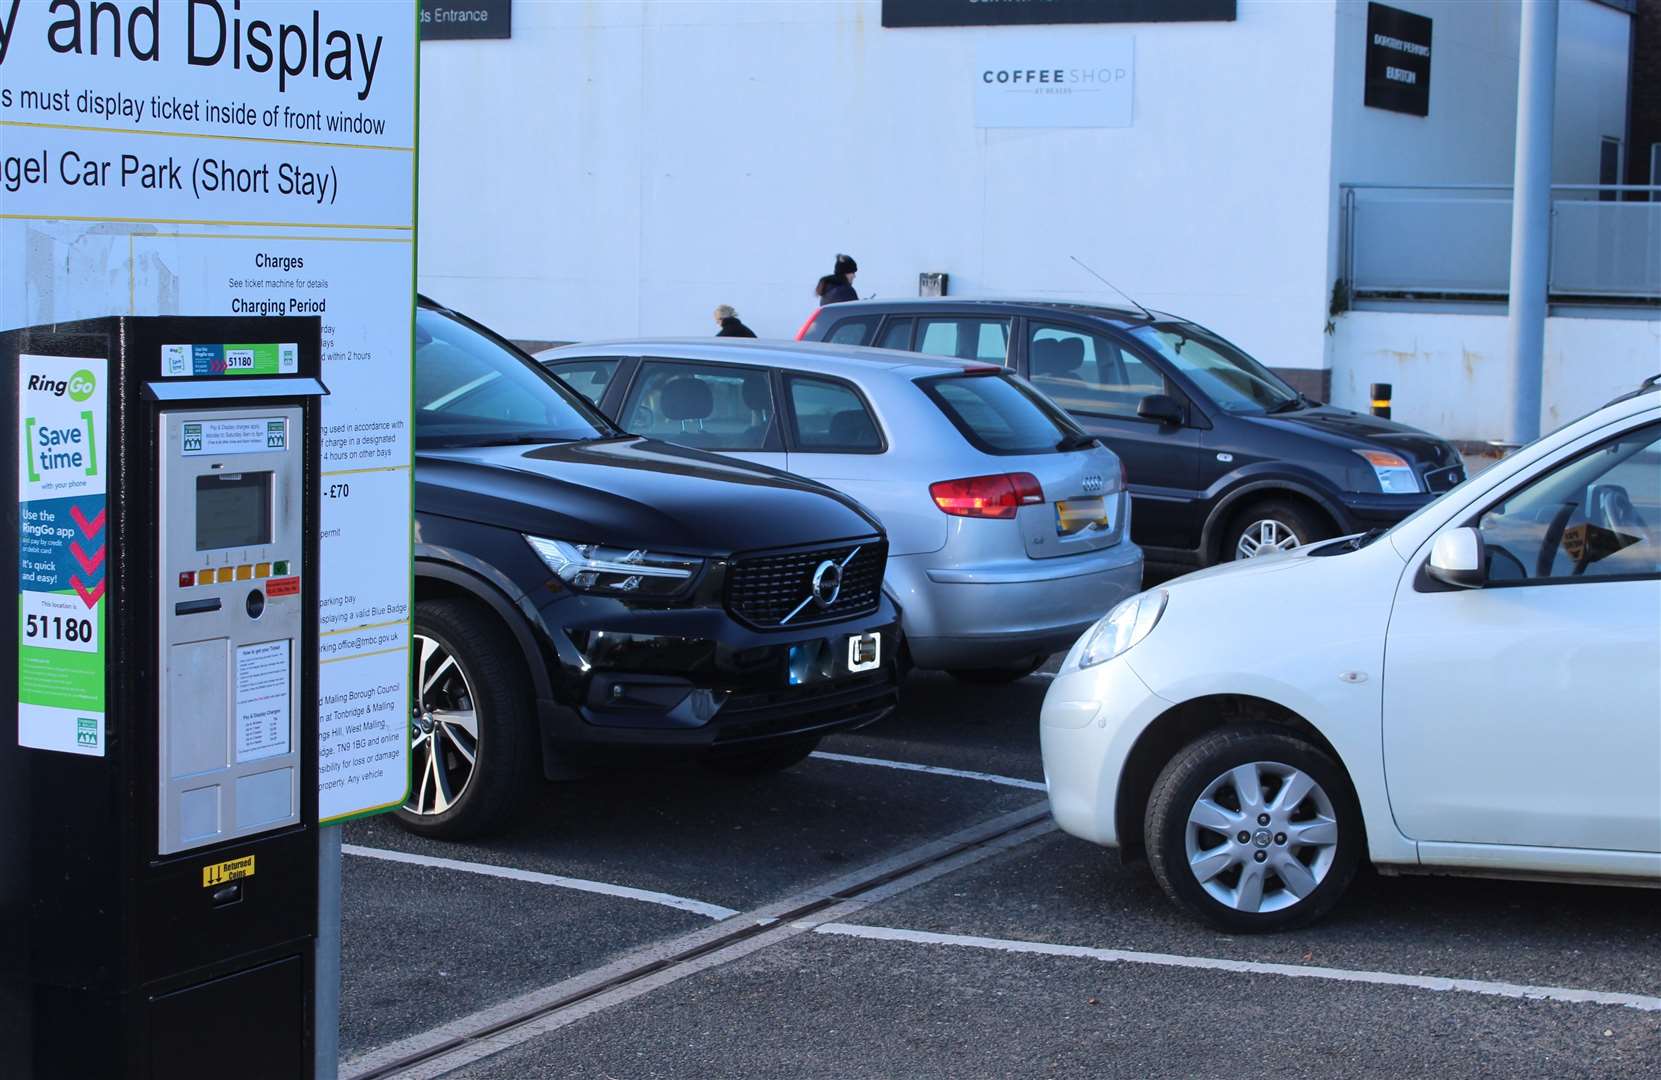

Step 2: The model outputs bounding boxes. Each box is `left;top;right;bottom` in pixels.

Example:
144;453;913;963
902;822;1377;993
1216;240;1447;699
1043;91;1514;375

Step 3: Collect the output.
1041;378;1661;931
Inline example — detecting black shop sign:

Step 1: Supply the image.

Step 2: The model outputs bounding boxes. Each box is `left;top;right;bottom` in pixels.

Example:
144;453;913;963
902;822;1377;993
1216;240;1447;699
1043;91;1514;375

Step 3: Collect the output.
882;0;1235;28
421;0;511;41
1364;3;1432;117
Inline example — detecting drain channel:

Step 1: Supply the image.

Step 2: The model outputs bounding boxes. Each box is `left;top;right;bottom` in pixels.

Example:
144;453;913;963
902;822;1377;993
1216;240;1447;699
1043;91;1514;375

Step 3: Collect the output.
351;805;1051;1079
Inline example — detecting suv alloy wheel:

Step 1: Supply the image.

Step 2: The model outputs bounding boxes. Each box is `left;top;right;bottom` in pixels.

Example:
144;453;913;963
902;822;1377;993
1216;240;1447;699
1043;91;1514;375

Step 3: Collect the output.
398;598;539;839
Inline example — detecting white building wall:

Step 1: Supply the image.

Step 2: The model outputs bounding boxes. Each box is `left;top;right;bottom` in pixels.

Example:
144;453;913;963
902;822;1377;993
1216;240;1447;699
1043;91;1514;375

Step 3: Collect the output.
1329;311;1659;441
1324;0;1637;437
417;0;1638;441
417;0;1340;373
1327;0;1630;191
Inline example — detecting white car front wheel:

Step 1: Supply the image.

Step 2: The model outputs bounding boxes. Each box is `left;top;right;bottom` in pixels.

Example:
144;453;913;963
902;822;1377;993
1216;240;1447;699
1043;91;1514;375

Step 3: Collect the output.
1145;727;1362;932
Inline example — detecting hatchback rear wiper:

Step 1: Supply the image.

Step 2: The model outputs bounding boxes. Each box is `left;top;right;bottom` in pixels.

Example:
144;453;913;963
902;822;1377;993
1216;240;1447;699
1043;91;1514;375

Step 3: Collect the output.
1056;432;1098;451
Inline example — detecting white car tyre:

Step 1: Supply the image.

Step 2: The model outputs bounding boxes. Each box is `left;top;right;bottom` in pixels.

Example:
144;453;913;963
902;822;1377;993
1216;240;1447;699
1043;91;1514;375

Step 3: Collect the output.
1145;727;1362;932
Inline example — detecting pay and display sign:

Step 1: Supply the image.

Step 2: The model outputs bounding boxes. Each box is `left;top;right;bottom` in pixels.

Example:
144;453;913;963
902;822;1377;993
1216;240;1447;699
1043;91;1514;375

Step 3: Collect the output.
17;355;109;756
2;0;416;820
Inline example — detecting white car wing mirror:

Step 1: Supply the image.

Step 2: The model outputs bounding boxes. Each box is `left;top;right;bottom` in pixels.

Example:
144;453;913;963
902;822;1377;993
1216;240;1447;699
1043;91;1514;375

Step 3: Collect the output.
1428;526;1486;589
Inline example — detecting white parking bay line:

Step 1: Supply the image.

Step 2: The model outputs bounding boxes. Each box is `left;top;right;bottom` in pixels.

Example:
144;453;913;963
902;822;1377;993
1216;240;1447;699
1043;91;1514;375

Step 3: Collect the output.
342;844;738;920
812;923;1661;1013
810;751;1046;791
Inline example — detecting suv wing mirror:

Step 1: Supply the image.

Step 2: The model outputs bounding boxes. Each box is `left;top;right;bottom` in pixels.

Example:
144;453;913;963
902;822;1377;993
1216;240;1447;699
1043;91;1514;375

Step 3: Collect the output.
1428;527;1486;588
1137;394;1185;426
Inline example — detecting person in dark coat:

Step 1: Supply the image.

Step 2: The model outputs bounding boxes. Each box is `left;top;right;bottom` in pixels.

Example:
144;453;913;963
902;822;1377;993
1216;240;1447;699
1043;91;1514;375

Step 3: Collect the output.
713;305;757;337
815;254;859;306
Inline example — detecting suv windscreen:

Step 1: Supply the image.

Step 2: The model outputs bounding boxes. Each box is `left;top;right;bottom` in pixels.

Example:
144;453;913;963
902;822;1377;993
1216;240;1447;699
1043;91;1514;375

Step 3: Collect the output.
1128;323;1299;414
919;372;1085;455
416;306;610;448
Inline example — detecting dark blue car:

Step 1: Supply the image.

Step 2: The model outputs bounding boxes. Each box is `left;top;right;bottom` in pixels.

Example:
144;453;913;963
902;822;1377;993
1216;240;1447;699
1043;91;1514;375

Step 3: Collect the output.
800;298;1464;567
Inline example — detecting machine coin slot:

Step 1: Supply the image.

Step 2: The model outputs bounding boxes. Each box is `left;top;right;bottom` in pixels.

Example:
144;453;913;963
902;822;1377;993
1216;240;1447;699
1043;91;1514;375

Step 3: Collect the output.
246;590;266;619
175;598;222;616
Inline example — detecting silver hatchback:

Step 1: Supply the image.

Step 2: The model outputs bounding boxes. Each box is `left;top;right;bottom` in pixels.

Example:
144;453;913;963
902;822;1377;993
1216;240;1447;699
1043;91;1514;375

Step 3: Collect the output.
539;339;1144;680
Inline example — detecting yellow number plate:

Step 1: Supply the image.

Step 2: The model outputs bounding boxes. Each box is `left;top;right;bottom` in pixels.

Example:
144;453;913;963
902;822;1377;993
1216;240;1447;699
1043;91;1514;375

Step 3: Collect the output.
1055;497;1109;536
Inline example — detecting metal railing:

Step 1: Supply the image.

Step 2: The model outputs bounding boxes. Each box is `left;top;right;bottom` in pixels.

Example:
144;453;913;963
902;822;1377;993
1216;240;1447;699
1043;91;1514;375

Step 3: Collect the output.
1337;183;1661;306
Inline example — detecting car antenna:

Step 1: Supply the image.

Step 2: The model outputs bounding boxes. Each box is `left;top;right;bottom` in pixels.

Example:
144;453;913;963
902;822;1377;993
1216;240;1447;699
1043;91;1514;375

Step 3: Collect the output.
1069;256;1154;321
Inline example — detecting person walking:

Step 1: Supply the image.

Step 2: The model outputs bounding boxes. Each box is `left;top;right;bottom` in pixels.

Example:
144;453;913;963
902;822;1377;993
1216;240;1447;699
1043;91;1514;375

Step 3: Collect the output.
713;305;757;337
814;254;859;306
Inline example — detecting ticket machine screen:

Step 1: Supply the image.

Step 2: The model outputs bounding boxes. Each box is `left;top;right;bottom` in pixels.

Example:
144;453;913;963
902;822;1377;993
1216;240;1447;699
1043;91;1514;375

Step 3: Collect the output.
195;473;273;551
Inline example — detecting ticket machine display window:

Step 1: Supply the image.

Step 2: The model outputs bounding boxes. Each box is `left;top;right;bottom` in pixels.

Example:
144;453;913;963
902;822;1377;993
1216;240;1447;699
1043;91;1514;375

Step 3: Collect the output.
195;473;273;551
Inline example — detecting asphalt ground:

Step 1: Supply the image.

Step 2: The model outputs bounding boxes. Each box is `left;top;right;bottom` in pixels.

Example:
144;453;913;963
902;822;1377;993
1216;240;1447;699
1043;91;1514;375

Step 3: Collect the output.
338;655;1661;1079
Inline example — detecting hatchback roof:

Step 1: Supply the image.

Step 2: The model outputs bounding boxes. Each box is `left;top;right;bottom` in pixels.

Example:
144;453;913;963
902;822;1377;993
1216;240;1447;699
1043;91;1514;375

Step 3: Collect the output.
540;336;1004;380
812;296;1165;326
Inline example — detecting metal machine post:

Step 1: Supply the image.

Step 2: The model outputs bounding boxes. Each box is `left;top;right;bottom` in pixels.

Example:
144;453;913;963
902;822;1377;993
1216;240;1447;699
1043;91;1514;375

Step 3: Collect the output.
1505;0;1559;445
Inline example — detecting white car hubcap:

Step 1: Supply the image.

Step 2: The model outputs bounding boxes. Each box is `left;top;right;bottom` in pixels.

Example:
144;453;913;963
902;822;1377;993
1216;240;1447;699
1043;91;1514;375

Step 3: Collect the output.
1184;761;1339;914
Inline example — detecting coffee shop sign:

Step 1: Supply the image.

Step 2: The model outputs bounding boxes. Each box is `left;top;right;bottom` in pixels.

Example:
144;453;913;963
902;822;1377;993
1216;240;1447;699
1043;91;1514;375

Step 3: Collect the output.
974;39;1135;128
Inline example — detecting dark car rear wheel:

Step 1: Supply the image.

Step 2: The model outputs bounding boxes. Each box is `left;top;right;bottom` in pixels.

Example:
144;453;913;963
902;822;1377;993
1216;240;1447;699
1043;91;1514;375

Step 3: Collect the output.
1144;727;1362;933
397;598;539;840
1224;499;1329;561
701;736;821;777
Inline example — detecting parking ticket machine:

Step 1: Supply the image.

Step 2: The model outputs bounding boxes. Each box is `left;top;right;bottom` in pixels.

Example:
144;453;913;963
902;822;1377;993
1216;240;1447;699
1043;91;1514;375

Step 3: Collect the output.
1;316;324;1078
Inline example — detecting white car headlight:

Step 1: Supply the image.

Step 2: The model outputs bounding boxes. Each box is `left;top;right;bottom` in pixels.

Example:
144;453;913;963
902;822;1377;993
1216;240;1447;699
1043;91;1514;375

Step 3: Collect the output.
525;535;702;597
1078;590;1167;669
1353;450;1420;494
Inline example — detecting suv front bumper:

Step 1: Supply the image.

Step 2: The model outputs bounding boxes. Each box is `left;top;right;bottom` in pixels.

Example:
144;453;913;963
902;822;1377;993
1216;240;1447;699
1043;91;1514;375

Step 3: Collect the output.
528;591;902;753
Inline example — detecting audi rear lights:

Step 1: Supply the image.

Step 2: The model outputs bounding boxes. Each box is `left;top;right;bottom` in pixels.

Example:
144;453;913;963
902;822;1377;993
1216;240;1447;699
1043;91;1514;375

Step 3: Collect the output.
929;473;1044;519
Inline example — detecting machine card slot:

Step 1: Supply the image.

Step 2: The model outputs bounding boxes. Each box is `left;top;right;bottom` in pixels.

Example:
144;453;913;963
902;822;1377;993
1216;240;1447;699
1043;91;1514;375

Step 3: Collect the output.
175;598;223;616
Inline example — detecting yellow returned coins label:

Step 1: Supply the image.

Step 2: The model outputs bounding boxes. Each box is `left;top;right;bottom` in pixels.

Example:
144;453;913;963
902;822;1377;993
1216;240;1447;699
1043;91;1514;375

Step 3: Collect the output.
202;855;256;888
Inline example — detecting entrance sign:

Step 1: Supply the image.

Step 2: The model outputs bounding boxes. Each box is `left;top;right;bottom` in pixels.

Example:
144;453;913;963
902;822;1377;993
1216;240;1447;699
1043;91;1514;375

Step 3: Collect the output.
975;37;1135;129
886;0;1234;28
422;0;513;41
2;0;417;822
1364;2;1433;118
16;355;108;756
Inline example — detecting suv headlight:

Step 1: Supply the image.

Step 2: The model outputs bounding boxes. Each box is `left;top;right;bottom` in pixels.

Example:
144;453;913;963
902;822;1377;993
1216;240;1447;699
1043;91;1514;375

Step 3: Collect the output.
1353;450;1420;494
1078;590;1167;669
525;536;702;597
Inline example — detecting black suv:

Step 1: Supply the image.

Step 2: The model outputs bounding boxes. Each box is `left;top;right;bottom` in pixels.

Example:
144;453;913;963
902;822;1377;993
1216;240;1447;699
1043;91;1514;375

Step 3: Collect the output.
801;298;1464;566
410;297;900;837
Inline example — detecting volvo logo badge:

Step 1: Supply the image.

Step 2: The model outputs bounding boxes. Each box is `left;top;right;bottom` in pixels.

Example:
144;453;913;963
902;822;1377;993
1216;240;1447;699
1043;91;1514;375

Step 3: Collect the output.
779;545;862;626
810;560;843;609
1081;474;1104;494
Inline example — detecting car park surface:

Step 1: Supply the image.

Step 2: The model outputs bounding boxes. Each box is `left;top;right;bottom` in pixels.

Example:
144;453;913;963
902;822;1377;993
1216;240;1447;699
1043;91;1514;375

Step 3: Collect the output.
801;298;1466;567
338;666;1661;1079
539;338;1143;677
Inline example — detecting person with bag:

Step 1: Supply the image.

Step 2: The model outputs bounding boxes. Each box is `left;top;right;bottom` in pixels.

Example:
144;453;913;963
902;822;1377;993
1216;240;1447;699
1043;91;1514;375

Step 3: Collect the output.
814;254;859;306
